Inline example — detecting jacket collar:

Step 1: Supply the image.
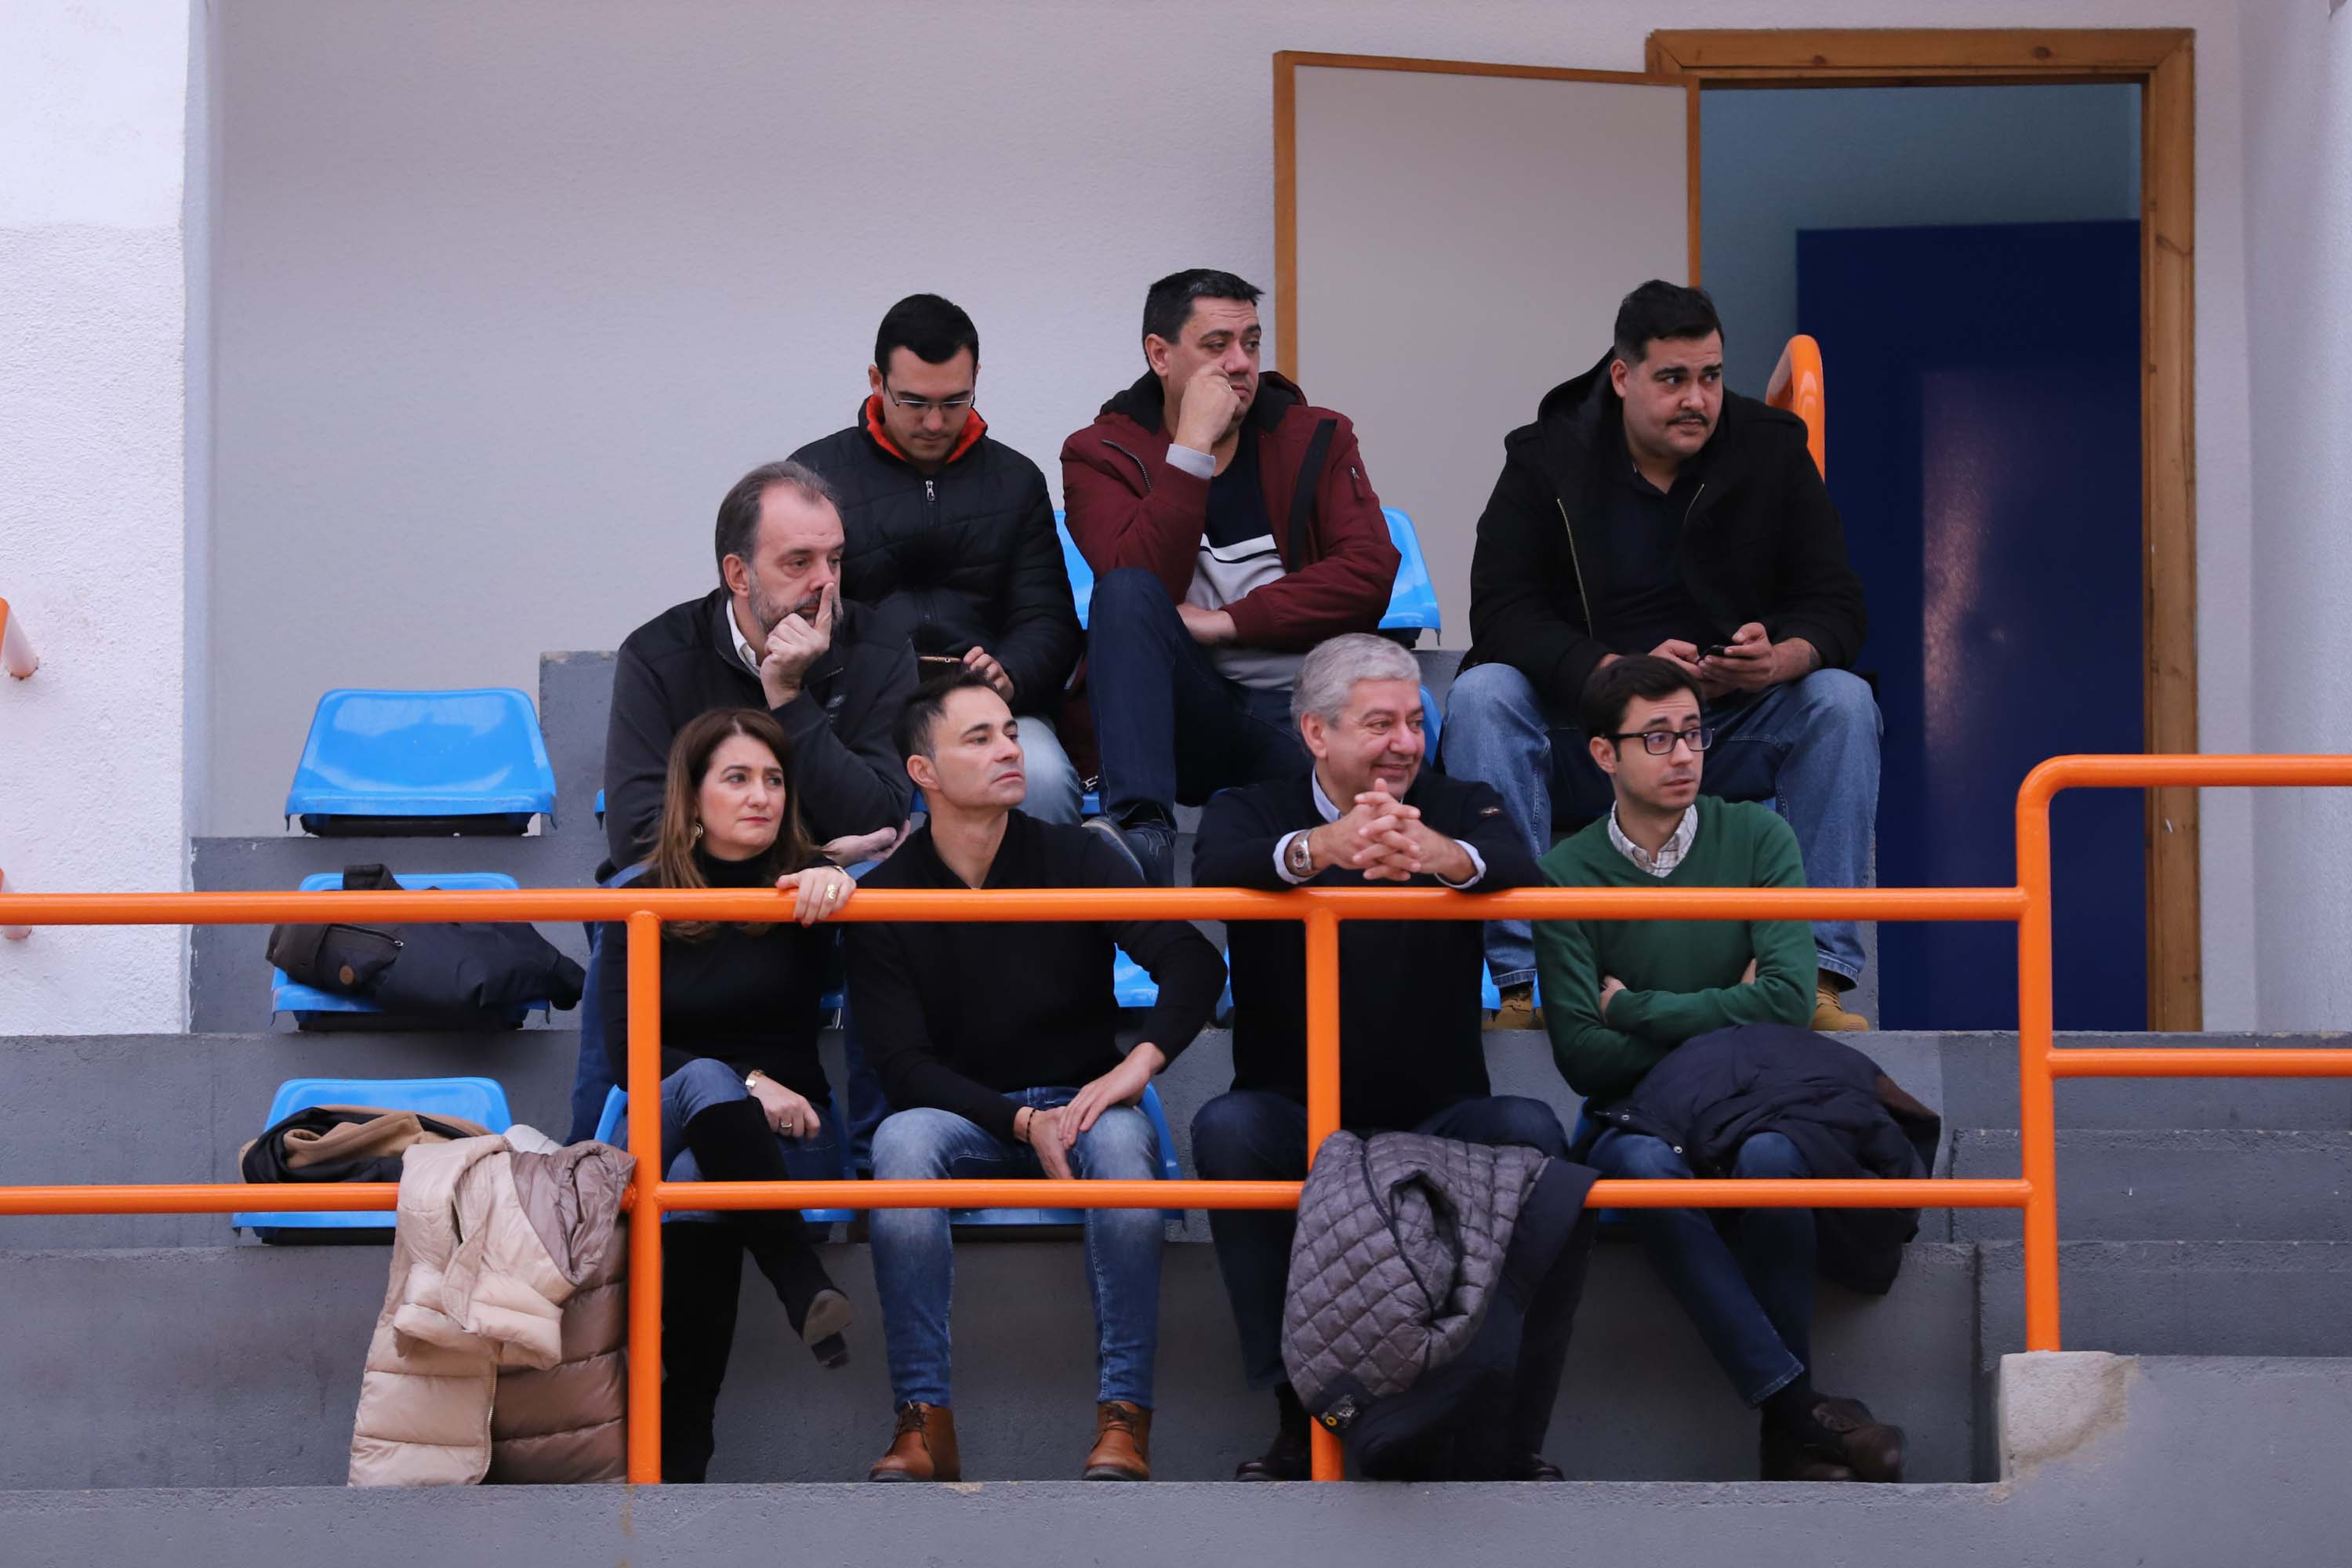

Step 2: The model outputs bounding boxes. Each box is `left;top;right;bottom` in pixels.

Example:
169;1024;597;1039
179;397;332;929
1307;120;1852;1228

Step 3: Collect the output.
1098;369;1304;437
860;393;989;470
1534;348;1762;483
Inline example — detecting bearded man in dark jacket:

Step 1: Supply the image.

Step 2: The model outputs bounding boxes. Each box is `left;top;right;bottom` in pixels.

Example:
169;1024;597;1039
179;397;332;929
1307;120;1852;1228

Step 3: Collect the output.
1060;267;1399;885
1442;281;1880;1034
792;294;1084;822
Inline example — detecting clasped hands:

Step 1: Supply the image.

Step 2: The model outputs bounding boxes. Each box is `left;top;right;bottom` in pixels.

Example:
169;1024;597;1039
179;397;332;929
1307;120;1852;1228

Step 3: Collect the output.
1307;782;1473;884
1014;1044;1167;1181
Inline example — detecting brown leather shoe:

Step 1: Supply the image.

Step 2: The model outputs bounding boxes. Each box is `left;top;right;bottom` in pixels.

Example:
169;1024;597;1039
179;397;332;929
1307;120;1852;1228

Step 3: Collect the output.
1485;982;1544;1031
1810;1396;1904;1481
1761;1426;1858;1482
1812;973;1869;1032
1082;1400;1152;1481
868;1403;960;1483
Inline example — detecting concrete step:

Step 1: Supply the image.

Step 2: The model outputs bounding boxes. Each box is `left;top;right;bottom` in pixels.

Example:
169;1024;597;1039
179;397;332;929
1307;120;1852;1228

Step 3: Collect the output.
1980;1240;2352;1363
1929;1029;2352;1131
1951;1129;2352;1241
0;1240;1976;1488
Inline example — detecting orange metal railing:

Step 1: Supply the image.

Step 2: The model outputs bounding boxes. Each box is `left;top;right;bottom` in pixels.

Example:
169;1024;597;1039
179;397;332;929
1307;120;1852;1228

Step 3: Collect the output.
0;754;2347;1485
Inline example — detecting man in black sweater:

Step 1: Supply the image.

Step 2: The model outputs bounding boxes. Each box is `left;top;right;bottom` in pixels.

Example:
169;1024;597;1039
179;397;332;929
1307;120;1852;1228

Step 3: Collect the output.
848;671;1225;1486
1190;633;1577;1483
790;294;1084;820
1441;281;1880;1034
569;459;920;1142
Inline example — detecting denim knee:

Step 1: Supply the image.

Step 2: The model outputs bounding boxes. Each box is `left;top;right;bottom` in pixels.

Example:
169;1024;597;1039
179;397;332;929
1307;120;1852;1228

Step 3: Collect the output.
1592;1131;1695;1181
870;1109;967;1179
1439;662;1544;735
1074;1105;1161;1180
1731;1131;1810;1179
1089;568;1173;625
1191;1091;1296;1179
1481;1095;1570;1159
1790;668;1880;735
667;1056;747;1120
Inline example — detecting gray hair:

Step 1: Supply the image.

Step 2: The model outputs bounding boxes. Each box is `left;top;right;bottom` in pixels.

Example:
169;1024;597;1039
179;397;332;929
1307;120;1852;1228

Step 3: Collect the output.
713;459;841;582
1291;633;1421;728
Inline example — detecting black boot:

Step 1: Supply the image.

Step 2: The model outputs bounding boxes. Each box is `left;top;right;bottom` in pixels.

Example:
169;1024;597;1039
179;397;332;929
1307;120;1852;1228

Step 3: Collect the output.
1234;1383;1312;1481
661;1221;743;1483
680;1098;852;1364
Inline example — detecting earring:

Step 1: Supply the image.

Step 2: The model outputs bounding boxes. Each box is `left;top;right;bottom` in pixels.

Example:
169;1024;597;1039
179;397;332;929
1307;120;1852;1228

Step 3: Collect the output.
691;822;703;840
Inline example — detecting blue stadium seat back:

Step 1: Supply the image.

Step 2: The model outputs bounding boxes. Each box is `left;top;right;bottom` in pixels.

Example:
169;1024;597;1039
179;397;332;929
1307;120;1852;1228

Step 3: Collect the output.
597;1085;854;1225
595;788;604;825
1379;509;1441;637
1421;684;1442;755
1112;946;1156;1009
269;871;546;1026
234;1075;513;1237
1055;512;1094;630
1480;965;1541;1013
285;687;557;834
1081;789;1100;816
952;1081;1181;1226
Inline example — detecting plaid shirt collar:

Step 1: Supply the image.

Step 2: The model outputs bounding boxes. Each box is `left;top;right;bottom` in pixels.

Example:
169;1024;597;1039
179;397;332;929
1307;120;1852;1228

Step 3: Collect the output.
1607;803;1699;878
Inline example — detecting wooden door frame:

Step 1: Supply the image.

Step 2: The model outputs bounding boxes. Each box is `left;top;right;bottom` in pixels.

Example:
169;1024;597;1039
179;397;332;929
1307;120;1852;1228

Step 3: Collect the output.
1648;30;2200;1029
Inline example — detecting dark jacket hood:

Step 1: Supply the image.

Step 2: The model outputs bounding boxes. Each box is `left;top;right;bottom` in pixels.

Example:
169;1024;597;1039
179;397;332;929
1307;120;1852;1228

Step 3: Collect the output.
1098;369;1305;435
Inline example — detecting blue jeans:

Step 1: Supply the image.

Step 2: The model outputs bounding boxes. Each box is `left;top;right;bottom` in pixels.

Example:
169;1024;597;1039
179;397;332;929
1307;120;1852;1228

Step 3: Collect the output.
1584;1127;1814;1405
1014;711;1083;826
1085;568;1306;826
868;1087;1165;1409
1439;662;1882;987
647;1056;843;1223
1191;1090;1570;1390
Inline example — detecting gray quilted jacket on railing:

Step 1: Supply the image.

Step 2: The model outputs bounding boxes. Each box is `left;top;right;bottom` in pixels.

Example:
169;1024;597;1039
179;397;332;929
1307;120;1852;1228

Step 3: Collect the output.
1280;1131;1550;1413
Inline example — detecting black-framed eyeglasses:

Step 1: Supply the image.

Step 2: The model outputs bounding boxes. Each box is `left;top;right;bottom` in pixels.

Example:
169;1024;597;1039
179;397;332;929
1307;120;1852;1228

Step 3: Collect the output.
884;387;975;414
1607;726;1713;756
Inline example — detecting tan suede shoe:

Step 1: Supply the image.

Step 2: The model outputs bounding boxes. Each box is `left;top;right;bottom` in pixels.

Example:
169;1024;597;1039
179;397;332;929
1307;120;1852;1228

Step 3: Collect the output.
1812;975;1870;1033
868;1403;960;1483
1082;1400;1152;1481
1484;983;1544;1031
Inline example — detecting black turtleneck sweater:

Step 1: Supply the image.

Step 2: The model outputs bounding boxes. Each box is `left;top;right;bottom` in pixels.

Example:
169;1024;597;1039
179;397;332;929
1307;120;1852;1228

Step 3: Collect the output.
596;850;834;1104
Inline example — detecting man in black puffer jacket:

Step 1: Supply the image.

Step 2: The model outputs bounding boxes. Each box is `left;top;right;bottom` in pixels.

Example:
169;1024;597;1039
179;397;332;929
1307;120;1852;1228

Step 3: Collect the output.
793;295;1085;821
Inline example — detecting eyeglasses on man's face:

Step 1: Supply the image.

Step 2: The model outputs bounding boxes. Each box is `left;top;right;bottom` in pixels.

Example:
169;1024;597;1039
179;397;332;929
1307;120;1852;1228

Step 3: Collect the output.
884;387;975;414
1608;725;1714;756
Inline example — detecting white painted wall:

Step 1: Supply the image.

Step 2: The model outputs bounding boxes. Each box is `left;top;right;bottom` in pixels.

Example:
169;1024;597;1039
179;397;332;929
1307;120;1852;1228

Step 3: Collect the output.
2;0;2269;1028
2237;0;2352;1031
1701;84;2143;398
0;0;197;1031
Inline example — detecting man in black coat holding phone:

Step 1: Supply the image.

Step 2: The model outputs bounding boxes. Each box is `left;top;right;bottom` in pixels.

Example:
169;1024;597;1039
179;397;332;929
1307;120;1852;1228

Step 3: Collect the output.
1190;633;1578;1483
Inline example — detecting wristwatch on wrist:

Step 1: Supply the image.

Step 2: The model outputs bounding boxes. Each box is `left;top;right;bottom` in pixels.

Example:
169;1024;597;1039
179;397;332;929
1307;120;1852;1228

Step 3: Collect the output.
1285;831;1317;880
743;1069;768;1092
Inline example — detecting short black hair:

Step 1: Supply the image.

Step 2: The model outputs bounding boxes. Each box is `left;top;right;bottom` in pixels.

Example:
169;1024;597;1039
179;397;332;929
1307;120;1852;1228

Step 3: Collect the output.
713;459;840;582
1578;655;1704;742
1613;280;1723;368
1142;269;1262;346
874;293;979;373
894;668;1002;764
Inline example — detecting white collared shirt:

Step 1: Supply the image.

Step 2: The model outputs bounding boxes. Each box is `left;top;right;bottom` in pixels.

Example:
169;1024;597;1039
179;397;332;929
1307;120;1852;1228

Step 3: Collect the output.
721;600;763;676
1607;803;1699;877
1274;772;1486;888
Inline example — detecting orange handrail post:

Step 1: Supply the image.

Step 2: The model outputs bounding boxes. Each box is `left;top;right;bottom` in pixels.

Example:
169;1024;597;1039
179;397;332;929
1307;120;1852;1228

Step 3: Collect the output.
625;910;664;1484
1303;905;1344;1483
2014;766;2062;1350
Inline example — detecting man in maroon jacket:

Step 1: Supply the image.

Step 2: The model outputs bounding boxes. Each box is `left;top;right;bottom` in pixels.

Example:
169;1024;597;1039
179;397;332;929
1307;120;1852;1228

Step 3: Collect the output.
1061;268;1399;884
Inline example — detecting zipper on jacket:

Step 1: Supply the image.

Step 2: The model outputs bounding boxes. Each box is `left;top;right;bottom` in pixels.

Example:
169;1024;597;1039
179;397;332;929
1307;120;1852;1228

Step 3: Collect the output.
1101;439;1153;494
1348;464;1367;502
1554;497;1596;632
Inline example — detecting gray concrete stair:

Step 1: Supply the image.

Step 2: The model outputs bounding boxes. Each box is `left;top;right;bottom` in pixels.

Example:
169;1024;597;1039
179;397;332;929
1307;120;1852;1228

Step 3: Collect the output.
1950;1128;2352;1241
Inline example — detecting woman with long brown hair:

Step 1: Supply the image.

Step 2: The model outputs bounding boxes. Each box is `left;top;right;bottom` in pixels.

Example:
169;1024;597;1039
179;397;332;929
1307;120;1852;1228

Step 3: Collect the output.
595;706;860;1482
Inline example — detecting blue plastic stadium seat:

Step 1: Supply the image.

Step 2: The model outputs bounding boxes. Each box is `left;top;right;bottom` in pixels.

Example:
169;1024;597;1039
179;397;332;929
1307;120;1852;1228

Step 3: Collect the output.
953;1082;1182;1227
1380;510;1441;641
269;871;554;1028
594;788;604;824
1054;511;1094;630
285;687;557;836
1421;683;1442;754
234;1075;513;1240
597;1085;854;1226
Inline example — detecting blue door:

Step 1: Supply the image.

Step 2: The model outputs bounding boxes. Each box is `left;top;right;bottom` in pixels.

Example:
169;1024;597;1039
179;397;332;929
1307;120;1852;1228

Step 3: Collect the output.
1799;220;2144;1029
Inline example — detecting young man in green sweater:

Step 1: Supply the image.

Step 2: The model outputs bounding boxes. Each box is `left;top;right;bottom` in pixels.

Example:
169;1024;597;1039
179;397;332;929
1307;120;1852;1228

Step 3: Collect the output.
1534;655;1903;1483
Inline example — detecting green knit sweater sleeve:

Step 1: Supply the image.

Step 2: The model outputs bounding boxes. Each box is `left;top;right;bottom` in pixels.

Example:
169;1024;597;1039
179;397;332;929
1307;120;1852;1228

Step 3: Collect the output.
1606;808;1817;1043
1533;851;1671;1107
